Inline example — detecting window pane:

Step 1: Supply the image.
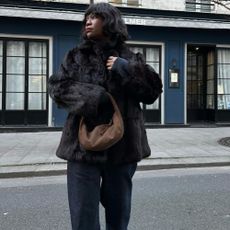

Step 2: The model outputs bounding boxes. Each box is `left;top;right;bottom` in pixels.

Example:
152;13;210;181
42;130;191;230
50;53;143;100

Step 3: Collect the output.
192;81;198;94
7;57;25;74
109;0;123;4
0;58;2;73
6;75;25;92
206;95;214;109
201;0;211;12
28;93;46;110
29;58;47;74
6;93;24;110
218;49;230;64
207;51;214;65
147;62;159;73
0;75;2;92
207;80;214;94
127;0;139;5
218;64;230;79
7;41;25;56
207;65;214;80
218;95;230;110
0;40;2;56
0;93;2;110
29;42;47;57
29;75;46;92
146;48;159;62
218;79;230;94
197;81;203;94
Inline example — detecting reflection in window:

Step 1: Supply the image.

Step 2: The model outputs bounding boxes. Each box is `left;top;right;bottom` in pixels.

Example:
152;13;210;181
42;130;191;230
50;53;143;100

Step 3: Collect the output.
218;49;230;110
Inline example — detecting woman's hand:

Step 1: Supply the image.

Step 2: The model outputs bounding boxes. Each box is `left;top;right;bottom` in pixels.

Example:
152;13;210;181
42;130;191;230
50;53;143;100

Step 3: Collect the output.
106;56;118;70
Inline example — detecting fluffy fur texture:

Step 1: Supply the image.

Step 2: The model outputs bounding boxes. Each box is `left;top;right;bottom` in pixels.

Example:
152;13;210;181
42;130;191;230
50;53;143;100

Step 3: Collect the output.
48;3;162;164
49;39;162;164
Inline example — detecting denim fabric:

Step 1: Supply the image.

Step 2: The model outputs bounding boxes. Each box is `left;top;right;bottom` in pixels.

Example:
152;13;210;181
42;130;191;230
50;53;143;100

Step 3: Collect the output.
67;161;137;230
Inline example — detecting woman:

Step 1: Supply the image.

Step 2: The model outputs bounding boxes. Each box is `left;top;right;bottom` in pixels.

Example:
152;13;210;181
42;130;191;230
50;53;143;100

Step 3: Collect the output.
49;3;162;230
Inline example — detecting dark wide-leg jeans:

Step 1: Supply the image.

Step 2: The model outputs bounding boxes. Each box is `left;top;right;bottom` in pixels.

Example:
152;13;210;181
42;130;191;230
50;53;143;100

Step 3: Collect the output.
67;161;137;230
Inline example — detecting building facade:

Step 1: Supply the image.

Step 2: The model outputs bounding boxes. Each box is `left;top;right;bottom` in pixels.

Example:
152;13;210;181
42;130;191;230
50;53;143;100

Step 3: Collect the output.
0;0;230;127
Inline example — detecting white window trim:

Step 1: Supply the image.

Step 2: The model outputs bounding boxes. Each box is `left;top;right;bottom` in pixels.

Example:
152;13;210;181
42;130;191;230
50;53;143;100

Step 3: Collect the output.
0;33;53;127
127;41;165;124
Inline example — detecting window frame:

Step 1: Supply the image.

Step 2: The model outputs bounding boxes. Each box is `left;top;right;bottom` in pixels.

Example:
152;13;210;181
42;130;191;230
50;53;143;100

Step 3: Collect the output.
128;43;162;123
0;37;49;125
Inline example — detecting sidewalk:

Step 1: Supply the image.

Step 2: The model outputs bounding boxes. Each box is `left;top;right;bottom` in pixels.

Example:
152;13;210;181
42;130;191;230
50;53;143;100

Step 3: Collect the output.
0;127;230;178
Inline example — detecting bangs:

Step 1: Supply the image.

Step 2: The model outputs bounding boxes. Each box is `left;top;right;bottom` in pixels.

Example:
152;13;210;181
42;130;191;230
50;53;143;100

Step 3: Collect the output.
82;3;128;42
83;4;109;23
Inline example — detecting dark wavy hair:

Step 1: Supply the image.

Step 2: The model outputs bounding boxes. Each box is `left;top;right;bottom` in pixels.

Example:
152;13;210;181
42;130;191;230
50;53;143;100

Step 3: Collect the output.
81;3;129;43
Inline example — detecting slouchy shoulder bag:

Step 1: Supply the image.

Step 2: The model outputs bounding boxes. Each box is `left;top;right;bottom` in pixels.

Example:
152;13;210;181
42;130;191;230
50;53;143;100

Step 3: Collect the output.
78;93;124;151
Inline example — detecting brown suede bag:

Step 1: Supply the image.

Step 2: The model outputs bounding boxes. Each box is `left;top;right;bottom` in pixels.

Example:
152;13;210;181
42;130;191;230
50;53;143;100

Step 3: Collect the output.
78;93;124;151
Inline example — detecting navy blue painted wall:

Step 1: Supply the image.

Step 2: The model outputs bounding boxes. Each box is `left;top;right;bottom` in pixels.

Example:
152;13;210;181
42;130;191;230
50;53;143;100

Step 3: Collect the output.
1;17;230;125
165;40;184;123
128;26;230;124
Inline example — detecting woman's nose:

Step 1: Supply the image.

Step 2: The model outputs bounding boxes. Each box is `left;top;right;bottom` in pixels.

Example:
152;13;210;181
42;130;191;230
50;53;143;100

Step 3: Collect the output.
86;18;92;26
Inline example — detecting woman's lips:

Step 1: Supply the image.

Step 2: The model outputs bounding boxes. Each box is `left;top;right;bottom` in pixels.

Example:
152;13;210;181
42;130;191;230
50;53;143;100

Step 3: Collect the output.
85;28;92;33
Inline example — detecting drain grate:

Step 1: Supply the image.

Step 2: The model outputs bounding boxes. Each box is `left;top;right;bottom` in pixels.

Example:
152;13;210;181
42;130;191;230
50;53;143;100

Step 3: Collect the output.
218;137;230;147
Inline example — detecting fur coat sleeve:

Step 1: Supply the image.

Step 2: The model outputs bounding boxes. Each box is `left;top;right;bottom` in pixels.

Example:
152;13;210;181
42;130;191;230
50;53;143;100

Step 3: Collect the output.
48;49;107;117
111;52;163;104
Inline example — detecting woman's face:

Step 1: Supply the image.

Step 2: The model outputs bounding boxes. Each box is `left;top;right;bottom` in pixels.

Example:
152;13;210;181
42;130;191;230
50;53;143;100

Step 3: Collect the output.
84;14;106;40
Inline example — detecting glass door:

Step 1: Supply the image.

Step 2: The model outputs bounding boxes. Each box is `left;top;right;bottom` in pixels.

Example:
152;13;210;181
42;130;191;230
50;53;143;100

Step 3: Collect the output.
187;45;216;123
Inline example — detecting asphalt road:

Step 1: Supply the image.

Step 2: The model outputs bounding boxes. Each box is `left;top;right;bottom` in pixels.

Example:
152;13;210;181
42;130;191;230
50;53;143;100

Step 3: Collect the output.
0;167;230;230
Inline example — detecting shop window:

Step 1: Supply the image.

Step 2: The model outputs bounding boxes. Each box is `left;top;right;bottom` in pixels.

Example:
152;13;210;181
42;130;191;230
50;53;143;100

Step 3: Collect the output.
217;49;230;110
186;0;213;12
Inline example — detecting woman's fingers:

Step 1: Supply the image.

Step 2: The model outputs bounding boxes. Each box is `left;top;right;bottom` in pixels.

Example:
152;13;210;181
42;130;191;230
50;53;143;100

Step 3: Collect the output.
106;56;117;70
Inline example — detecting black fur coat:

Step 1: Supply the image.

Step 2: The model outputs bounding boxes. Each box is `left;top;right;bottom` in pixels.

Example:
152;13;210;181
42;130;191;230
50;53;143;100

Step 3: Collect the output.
48;40;162;165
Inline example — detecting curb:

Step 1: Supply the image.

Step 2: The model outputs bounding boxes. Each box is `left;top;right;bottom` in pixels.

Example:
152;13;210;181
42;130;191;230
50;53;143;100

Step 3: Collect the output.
1;159;230;179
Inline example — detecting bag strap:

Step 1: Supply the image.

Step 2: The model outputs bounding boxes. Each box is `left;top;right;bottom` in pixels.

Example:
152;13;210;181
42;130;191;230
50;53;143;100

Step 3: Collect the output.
106;93;121;115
